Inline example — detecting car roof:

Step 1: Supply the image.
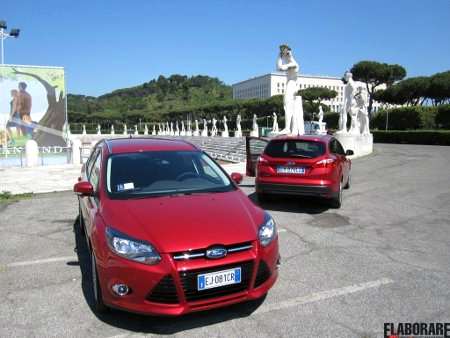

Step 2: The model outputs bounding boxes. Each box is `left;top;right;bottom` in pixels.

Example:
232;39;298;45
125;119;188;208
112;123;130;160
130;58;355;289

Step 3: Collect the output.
104;137;199;154
270;134;333;143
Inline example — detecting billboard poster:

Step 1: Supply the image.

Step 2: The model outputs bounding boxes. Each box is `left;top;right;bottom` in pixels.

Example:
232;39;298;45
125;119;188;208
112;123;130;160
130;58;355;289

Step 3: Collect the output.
0;65;67;147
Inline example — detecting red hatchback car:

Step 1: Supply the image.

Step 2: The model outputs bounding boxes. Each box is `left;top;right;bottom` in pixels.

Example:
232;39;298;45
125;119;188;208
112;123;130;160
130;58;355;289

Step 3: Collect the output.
246;135;352;208
74;138;279;315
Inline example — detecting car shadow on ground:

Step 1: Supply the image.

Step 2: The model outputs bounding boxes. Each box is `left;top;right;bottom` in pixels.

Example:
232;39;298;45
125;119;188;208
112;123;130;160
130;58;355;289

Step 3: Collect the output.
247;192;331;215
72;217;266;335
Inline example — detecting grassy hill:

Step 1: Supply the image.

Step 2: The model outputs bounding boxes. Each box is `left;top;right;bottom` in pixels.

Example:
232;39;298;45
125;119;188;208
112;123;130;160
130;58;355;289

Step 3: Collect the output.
68;74;232;123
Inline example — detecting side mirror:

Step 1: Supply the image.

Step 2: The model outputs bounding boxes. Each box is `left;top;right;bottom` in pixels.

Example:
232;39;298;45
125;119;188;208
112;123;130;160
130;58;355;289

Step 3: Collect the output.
345;149;354;156
230;172;243;185
74;181;94;196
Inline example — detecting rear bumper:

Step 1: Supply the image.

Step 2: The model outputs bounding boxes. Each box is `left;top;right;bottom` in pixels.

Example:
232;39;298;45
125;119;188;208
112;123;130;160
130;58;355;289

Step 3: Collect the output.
256;182;334;198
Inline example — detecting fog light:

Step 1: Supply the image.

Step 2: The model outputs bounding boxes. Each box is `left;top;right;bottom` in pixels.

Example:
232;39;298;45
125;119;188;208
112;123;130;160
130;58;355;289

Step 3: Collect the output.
112;284;129;296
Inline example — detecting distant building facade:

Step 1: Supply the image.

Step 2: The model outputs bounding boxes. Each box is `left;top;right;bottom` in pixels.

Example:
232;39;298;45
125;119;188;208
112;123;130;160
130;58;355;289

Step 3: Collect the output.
232;72;382;113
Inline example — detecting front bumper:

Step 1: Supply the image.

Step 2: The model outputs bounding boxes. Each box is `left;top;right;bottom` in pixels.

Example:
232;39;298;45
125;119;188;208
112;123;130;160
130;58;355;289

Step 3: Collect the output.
96;239;279;316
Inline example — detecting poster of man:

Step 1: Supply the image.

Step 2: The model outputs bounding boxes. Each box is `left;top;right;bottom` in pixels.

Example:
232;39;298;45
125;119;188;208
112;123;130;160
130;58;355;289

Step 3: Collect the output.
0;65;67;147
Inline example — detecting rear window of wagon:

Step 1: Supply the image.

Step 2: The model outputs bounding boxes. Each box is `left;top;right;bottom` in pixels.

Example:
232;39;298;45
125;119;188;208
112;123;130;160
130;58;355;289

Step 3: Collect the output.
264;140;325;159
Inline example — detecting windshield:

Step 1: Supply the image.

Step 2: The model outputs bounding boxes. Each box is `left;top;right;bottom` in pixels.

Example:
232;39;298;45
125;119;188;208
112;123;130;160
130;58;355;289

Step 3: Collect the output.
106;151;233;198
264;140;325;159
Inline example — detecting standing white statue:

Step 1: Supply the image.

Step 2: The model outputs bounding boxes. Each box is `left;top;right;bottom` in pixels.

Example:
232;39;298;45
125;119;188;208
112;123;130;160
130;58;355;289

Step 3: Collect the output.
82;124;87;135
339;71;356;134
277;44;304;135
201;119;208;137
134;125;139;135
97;124;101;135
318;106;324;123
235;114;242;138
169;122;174;136
211;118;218;137
193;120;200;136
180;121;186;136
110;125;115;135
272;112;279;133
123;124;128;135
186;119;192;136
250;114;259;137
222;116;229;137
166;122;169;135
355;86;370;135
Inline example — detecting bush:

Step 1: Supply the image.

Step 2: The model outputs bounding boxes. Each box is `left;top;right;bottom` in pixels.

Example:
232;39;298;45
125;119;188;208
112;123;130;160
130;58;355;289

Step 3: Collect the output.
323;113;339;129
372;130;450;145
435;104;450;129
371;106;440;130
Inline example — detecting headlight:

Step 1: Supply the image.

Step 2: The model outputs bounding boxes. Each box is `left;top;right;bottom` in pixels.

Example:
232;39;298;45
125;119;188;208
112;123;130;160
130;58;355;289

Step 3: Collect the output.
105;227;161;265
259;212;276;247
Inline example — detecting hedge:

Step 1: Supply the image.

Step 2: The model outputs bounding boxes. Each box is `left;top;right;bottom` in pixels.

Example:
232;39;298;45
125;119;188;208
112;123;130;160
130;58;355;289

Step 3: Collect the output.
435;104;450;129
372;130;450;146
371;106;438;130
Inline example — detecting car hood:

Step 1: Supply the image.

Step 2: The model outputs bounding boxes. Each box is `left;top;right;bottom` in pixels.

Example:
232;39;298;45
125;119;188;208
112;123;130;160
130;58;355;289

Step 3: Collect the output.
101;190;263;253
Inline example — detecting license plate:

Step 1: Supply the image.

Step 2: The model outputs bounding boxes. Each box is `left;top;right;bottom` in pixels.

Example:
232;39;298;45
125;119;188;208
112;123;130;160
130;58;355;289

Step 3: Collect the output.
276;166;305;174
197;267;241;291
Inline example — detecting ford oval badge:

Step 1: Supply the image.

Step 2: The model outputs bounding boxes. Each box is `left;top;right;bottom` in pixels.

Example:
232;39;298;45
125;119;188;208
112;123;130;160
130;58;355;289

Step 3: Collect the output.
206;246;227;259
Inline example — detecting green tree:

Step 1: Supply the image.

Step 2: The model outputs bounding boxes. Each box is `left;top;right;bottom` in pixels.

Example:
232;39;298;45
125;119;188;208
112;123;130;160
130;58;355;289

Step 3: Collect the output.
428;71;450;105
297;87;337;118
374;76;430;106
350;61;406;116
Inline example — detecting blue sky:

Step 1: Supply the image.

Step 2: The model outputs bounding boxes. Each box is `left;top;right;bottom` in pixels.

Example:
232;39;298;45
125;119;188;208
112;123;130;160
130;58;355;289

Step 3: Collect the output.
2;0;449;96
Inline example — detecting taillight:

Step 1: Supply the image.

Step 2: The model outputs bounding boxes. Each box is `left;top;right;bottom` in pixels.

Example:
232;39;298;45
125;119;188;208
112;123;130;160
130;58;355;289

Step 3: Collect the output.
258;155;270;166
314;158;336;168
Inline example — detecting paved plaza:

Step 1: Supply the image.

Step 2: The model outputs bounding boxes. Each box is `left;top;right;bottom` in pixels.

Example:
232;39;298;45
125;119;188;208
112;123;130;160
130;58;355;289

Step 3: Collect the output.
1;144;450;337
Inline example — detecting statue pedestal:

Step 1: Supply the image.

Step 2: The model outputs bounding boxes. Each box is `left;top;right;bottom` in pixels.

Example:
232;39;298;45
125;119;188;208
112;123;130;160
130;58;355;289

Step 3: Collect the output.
221;131;229;137
234;130;242;138
334;133;373;158
250;130;259;137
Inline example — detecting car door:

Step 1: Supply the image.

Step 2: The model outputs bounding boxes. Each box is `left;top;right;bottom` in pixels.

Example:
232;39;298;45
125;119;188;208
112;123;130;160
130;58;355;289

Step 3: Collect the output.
245;136;270;177
83;147;102;238
330;138;350;182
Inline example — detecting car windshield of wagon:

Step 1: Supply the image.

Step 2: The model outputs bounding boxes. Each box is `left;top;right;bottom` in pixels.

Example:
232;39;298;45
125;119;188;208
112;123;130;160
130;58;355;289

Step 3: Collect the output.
106;150;233;198
264;140;325;159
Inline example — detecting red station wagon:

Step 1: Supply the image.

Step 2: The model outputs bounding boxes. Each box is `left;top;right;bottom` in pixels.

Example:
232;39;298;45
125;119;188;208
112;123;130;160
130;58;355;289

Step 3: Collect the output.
246;135;352;208
74;138;279;315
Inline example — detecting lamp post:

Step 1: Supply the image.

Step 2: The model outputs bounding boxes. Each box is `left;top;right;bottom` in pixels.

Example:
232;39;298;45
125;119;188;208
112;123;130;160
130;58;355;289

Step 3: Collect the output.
0;20;21;65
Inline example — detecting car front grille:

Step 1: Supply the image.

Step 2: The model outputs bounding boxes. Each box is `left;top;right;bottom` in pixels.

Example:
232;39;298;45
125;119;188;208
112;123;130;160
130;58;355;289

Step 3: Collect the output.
179;260;254;302
146;275;179;304
172;241;253;261
254;260;271;288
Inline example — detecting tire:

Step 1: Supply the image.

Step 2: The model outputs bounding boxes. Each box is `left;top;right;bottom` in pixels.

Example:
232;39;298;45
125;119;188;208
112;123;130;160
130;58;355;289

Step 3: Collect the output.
257;192;268;203
330;181;343;209
344;174;351;189
91;251;108;313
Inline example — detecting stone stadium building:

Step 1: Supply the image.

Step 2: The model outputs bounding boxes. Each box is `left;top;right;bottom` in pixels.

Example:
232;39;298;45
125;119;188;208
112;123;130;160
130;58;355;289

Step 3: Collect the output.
232;72;383;113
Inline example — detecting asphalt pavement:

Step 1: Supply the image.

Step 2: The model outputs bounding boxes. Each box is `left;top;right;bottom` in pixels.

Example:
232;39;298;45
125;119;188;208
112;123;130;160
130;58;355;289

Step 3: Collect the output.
1;143;450;338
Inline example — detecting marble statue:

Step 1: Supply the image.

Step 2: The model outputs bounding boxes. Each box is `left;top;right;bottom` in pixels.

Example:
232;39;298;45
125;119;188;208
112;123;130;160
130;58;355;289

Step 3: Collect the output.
111;125;115;135
222;116;229;137
97;124;101;135
134;125;139;135
201;119;208;137
170;122;174;136
123;124;128;135
174;121;179;136
82;124;87;135
318;106;324;124
181;121;186;136
355;86;370;135
235;114;242;138
193;120;200;136
211;118;218;137
276;44;304;135
250;114;259;137
186;119;192;136
339;71;356;133
272;112;279;133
